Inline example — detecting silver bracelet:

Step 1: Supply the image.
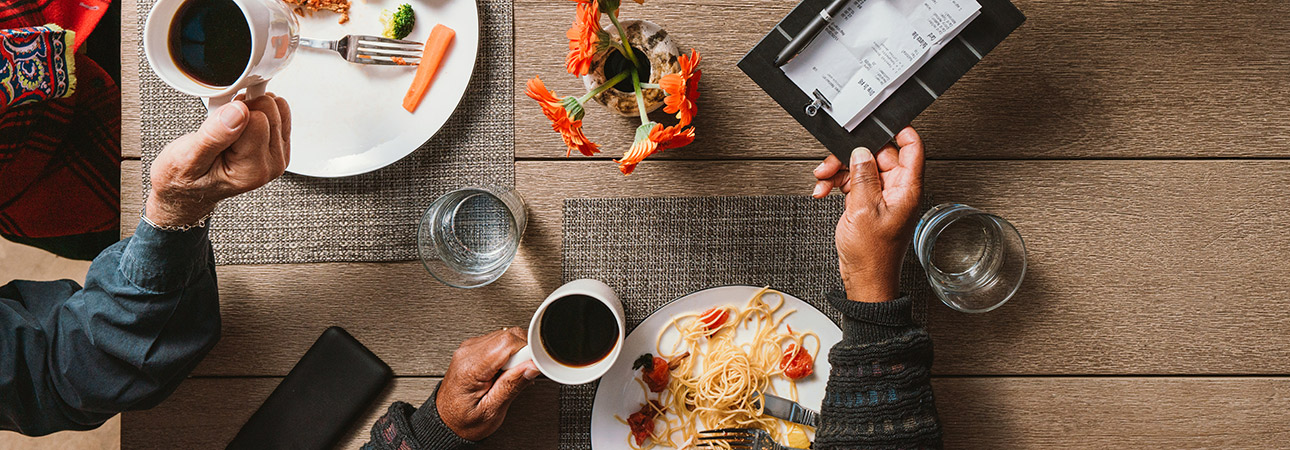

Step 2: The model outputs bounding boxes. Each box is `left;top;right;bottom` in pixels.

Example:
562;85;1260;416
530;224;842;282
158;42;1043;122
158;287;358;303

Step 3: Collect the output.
141;209;214;232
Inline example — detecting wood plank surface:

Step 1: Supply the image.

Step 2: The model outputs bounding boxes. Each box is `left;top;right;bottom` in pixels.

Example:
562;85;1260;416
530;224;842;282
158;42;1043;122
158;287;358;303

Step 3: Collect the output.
122;376;1290;448
514;0;1290;161
122;0;141;160
121;159;1290;376
121;0;1290;160
122;378;559;449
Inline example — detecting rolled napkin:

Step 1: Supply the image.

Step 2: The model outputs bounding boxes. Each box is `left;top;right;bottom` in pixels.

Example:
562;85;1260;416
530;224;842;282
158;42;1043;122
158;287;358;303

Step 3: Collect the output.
0;24;76;111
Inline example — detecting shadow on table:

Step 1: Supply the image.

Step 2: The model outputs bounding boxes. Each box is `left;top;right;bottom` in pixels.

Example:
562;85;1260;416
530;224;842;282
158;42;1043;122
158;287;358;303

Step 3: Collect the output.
927;252;1056;448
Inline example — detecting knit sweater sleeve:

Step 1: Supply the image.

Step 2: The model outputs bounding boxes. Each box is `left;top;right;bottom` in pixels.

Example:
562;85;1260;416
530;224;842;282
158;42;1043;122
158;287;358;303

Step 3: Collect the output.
361;385;475;450
814;291;942;449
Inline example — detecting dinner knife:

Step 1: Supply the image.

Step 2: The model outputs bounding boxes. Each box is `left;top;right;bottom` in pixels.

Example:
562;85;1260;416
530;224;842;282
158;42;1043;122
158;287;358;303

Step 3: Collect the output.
758;393;820;427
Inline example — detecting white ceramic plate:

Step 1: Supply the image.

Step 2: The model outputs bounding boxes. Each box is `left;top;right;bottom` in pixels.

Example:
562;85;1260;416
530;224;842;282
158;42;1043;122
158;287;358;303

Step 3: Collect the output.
270;0;479;177
589;285;843;449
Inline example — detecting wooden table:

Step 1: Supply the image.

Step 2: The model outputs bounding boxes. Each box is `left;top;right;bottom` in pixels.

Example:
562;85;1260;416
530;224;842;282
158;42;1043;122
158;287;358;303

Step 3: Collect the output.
120;0;1290;447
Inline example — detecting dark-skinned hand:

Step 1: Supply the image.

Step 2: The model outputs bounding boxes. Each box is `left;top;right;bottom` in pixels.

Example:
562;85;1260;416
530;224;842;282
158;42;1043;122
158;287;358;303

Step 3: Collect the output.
812;126;925;302
436;328;541;441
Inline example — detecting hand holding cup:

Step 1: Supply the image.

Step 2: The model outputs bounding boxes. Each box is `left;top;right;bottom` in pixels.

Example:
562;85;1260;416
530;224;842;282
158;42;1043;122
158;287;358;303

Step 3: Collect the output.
146;94;292;227
436;328;541;441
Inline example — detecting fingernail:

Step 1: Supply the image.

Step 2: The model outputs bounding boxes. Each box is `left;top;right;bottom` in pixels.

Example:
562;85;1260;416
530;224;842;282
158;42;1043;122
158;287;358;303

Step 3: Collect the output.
851;147;872;165
523;366;541;380
219;103;247;130
814;161;827;175
812;183;826;198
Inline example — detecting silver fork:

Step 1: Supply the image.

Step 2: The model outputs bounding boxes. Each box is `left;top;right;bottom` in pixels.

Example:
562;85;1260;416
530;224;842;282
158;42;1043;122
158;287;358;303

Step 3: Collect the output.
698;428;809;450
298;35;423;66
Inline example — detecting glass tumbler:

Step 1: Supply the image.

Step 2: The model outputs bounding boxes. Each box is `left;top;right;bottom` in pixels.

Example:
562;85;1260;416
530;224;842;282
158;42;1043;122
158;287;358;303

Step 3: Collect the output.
913;203;1026;313
418;187;527;288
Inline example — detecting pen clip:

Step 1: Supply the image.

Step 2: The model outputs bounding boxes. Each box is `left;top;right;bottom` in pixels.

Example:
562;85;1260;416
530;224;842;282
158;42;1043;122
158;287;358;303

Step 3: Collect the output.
805;89;832;117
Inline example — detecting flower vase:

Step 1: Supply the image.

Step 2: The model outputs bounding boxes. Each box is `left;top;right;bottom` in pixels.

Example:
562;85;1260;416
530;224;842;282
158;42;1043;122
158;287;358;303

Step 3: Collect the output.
582;19;682;117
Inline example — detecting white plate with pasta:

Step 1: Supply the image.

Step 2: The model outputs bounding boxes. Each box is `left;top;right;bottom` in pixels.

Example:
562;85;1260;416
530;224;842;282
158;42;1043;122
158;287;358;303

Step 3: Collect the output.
590;285;843;449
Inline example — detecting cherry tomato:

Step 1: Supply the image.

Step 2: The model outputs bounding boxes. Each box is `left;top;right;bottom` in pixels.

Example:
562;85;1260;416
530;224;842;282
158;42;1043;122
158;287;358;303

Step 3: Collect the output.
644;356;669;392
779;343;814;380
698;307;730;331
627;401;661;445
634;354;670;392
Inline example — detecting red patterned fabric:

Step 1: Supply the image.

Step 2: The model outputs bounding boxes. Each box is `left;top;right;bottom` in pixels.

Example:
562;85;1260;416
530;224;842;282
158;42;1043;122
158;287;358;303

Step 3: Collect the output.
0;0;109;49
0;0;119;240
1;25;76;109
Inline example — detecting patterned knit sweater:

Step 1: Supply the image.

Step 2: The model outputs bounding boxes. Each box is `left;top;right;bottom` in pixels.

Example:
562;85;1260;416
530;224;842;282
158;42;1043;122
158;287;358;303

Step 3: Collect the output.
363;291;940;450
815;291;942;449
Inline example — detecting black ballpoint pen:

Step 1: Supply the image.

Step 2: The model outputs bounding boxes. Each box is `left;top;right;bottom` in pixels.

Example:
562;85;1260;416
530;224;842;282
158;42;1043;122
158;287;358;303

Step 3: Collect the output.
774;0;852;66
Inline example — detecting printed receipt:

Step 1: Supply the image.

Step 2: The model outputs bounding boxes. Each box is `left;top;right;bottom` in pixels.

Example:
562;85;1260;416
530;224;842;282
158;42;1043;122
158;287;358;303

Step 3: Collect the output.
782;0;980;131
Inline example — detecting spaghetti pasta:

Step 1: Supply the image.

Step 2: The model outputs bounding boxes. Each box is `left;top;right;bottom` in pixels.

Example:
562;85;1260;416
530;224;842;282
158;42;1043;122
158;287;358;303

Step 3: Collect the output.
615;287;820;449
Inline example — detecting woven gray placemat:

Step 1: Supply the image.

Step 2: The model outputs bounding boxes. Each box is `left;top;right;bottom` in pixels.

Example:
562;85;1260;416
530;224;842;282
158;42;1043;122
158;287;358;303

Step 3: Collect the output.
558;195;929;450
135;0;514;264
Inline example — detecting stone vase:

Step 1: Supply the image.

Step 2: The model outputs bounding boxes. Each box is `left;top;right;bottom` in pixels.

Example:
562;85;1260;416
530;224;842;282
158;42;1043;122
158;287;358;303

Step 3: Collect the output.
582;19;682;117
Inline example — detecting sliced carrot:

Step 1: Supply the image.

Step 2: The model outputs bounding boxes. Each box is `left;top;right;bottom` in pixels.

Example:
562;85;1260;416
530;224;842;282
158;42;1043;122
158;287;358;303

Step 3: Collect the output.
402;24;456;113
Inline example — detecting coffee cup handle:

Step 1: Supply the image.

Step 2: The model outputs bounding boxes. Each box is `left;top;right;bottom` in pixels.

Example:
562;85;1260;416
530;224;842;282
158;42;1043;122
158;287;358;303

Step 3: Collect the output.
502;345;532;371
206;81;268;114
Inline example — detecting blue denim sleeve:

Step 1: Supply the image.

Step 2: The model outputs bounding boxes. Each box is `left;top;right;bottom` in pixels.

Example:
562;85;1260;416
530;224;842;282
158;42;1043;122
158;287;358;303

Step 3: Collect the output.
0;221;221;436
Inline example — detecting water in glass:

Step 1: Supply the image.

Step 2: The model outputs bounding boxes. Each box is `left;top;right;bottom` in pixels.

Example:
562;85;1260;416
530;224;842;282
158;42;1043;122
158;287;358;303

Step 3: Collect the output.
418;187;526;288
914;203;1026;313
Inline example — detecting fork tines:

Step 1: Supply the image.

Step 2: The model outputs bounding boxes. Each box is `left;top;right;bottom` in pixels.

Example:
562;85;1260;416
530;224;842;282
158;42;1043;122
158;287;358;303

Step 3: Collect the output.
698;428;760;449
354;35;422;65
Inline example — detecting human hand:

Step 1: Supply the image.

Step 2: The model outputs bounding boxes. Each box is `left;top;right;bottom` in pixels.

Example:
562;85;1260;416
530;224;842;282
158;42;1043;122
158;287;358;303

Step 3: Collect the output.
437;328;541;441
145;94;292;227
813;127;925;302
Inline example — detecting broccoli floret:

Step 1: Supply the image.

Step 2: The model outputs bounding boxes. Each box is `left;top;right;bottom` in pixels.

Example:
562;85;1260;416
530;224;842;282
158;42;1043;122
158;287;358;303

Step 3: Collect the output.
380;4;415;40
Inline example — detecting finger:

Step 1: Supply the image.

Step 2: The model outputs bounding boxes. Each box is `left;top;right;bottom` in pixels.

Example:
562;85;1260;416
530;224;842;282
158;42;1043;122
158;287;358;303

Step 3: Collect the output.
812;181;829;198
471;328;529;378
244;96;284;172
813;154;844;181
226;111;271;192
813;168;852;198
895;126;921;149
896;127;925;189
183;102;250;171
835;171;852;194
478;360;539;414
875;143;900;172
273;95;292;167
845;147;883;212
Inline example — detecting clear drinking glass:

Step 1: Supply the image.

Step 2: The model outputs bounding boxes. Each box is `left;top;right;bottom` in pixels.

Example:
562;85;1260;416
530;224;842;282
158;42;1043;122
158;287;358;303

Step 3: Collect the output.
417;187;527;288
914;203;1026;313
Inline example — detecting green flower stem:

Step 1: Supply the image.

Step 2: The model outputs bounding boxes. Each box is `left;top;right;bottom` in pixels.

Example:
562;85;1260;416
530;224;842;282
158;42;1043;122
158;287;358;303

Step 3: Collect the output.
632;70;649;124
579;71;631;103
639;83;660;90
608;13;640;68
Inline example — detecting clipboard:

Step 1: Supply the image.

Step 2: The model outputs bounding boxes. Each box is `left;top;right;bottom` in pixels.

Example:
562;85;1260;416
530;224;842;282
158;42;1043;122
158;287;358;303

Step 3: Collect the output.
738;0;1026;162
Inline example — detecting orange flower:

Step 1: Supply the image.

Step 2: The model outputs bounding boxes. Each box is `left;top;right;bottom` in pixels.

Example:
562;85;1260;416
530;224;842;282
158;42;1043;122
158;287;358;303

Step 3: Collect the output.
659;49;701;126
566;0;601;76
617;123;696;174
526;76;599;157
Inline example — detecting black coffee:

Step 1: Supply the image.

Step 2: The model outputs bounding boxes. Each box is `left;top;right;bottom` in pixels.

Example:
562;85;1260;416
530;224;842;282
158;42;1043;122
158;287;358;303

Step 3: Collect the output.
540;295;619;367
168;0;252;87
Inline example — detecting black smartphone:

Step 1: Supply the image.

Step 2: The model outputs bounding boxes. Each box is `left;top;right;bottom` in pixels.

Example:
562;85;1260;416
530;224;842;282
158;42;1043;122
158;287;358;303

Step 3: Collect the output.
227;327;393;450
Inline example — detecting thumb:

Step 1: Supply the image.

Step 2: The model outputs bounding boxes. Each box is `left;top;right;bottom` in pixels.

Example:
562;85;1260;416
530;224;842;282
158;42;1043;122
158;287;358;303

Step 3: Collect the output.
189;102;250;166
846;147;883;211
480;361;539;413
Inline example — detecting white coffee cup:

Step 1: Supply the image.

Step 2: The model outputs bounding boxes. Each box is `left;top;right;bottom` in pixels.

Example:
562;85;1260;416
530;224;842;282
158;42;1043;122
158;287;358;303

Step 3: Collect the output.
504;279;625;385
143;0;299;112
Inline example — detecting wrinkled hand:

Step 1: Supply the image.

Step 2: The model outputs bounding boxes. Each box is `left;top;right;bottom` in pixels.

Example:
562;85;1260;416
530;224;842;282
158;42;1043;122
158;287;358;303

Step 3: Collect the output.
145;94;292;227
813;127;925;302
437;328;541;441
